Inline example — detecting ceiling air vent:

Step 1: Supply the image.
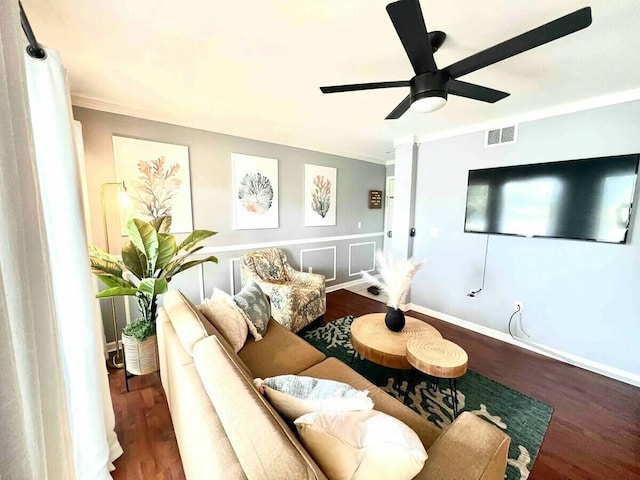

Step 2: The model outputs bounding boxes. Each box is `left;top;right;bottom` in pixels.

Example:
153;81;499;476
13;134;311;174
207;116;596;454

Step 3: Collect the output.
485;125;518;147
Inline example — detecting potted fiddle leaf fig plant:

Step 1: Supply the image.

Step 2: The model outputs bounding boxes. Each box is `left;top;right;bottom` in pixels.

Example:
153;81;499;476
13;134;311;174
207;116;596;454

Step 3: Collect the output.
89;215;217;375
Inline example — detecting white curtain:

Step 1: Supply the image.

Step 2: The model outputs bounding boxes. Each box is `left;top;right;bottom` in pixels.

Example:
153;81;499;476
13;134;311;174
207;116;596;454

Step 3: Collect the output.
0;4;122;479
24;44;124;478
0;3;74;478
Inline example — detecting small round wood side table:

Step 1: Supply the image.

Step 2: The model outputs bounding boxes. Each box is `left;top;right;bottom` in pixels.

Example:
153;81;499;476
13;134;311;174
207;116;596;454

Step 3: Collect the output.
406;337;468;417
350;313;442;370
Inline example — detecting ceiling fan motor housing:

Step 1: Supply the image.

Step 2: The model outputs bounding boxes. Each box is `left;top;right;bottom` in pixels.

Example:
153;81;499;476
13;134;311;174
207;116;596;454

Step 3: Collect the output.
410;71;449;103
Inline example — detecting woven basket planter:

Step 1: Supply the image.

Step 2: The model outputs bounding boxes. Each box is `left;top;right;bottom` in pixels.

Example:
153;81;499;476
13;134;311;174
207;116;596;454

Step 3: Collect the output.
122;333;159;375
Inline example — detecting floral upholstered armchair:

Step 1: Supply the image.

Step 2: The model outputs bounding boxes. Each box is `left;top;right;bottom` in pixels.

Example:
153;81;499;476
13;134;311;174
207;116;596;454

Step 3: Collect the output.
239;248;326;332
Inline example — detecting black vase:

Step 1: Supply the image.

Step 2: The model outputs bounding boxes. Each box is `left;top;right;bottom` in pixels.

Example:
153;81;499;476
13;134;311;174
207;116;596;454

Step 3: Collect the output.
385;307;405;332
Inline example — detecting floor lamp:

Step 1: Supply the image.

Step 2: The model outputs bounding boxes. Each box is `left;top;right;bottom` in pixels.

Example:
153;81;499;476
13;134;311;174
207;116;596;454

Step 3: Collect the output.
100;181;130;369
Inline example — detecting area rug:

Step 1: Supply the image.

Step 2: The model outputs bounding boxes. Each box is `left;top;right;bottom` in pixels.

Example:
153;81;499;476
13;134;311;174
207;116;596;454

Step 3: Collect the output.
301;316;553;480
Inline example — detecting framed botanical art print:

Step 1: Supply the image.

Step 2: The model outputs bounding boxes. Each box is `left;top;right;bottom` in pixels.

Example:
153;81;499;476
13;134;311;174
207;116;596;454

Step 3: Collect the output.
112;135;193;233
231;153;279;230
304;164;337;226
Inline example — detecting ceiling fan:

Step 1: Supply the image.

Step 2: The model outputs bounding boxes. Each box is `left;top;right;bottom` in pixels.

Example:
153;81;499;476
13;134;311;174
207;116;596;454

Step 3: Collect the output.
320;0;592;119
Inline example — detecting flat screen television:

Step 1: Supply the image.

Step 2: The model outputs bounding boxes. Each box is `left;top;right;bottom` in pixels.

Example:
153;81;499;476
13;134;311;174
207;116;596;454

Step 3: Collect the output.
464;154;639;243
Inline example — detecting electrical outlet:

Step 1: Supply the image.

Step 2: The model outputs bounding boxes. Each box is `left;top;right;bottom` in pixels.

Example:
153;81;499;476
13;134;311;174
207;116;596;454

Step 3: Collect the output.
513;301;524;313
308;267;313;274
357;222;362;229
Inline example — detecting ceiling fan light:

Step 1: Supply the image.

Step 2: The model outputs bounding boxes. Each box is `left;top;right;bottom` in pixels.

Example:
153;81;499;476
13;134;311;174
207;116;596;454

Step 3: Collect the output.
410;94;447;113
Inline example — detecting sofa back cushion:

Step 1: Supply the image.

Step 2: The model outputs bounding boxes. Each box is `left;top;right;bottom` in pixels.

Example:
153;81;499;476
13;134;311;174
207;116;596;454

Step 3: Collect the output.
163;290;252;378
163;290;210;355
193;336;326;480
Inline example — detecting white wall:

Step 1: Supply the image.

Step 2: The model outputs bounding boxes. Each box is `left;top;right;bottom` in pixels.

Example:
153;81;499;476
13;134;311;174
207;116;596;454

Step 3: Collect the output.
411;99;640;378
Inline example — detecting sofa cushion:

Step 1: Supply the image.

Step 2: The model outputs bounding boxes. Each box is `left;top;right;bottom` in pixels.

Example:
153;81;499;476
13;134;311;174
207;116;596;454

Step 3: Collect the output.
294;410;427;480
299;358;441;449
163;290;209;355
233;280;270;337
198;290;249;352
193;336;325;480
238;320;325;378
254;375;373;421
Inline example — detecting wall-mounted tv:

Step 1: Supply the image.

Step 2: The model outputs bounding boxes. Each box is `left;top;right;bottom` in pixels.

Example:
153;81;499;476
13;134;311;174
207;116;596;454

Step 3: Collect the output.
464;154;639;243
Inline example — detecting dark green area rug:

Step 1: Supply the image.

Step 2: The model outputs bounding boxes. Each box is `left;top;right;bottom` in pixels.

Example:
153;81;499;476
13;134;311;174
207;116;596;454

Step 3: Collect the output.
301;316;553;480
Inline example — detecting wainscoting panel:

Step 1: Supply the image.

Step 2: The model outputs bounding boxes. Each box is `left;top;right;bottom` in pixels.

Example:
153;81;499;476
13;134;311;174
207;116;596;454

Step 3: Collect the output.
300;246;337;281
348;242;376;276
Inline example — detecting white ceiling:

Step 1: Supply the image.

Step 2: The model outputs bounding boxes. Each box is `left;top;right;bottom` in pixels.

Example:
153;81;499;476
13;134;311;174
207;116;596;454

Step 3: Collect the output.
23;0;640;163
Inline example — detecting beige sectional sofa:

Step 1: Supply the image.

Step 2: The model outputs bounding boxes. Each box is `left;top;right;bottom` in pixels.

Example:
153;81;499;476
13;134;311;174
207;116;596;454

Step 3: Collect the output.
158;290;510;480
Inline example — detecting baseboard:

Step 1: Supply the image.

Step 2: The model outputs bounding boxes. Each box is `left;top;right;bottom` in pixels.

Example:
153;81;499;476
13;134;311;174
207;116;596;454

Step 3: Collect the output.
326;274;382;293
106;340;116;353
408;303;640;388
326;278;370;293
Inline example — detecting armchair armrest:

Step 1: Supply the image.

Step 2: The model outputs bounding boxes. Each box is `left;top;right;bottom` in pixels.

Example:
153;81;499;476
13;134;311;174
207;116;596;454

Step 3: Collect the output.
286;265;325;288
419;412;510;480
254;280;294;299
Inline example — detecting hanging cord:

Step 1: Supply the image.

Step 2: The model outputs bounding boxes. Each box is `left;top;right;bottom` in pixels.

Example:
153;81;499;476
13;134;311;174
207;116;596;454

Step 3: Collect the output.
507;304;530;338
467;234;489;297
19;2;46;59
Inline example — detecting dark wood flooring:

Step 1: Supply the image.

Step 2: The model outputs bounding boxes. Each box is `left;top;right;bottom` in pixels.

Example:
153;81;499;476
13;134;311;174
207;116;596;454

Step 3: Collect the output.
109;289;640;480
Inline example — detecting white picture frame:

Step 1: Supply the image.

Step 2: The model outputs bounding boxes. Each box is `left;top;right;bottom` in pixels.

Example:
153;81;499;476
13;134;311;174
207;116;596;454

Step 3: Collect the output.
112;135;193;234
304;164;337;226
231;153;279;230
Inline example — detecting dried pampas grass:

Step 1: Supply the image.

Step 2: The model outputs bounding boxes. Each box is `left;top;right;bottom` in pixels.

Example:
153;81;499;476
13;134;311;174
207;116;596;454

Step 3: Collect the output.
361;251;424;311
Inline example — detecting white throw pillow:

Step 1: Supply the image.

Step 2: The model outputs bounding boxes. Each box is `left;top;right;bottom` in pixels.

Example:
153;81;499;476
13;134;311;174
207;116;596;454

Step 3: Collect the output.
212;287;263;341
253;375;373;421
294;410;428;480
198;288;249;352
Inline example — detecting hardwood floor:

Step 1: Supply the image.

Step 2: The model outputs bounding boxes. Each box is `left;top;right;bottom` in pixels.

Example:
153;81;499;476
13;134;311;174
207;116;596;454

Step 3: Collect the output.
109;289;640;480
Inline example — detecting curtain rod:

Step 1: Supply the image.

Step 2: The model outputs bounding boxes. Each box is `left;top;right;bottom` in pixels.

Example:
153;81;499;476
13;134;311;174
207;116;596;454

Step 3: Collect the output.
19;1;46;59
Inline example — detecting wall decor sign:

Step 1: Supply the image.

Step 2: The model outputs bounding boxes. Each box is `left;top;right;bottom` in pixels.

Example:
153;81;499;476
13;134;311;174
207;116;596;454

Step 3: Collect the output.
112;135;193;234
304;164;337;226
369;190;383;209
232;153;279;230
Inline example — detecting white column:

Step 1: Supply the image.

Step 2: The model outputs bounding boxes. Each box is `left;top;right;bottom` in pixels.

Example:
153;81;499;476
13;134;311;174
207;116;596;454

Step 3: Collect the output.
389;136;418;260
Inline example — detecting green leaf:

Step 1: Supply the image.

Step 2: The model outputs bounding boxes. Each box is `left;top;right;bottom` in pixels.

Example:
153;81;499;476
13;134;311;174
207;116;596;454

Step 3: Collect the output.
96;275;136;290
126;218;159;274
121;240;146;280
160;245;204;279
156;233;177;270
169;256;218;279
88;246;123;277
150;216;172;234
96;286;139;298
177;230;217;252
138;278;168;297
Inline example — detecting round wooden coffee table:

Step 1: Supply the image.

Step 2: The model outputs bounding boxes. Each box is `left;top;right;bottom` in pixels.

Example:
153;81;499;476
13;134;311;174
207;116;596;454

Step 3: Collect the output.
406;337;468;417
350;313;442;370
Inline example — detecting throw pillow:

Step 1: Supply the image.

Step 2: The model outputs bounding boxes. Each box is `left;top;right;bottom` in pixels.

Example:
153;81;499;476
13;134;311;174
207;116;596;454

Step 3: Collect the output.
211;287;263;341
233;280;270;336
294;410;428;480
197;289;248;352
253;375;373;421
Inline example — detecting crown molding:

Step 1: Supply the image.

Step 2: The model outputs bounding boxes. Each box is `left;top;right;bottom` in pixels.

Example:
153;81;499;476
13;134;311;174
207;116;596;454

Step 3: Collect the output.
71;95;387;165
416;87;640;145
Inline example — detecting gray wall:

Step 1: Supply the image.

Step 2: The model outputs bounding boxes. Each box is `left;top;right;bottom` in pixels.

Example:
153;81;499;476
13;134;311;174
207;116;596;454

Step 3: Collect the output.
74;107;385;341
411;99;640;376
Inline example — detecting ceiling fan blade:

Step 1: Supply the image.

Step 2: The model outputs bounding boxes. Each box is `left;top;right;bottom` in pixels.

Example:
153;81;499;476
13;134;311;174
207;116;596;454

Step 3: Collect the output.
386;95;411;119
445;7;592;79
386;0;437;74
448;80;510;103
320;81;410;94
